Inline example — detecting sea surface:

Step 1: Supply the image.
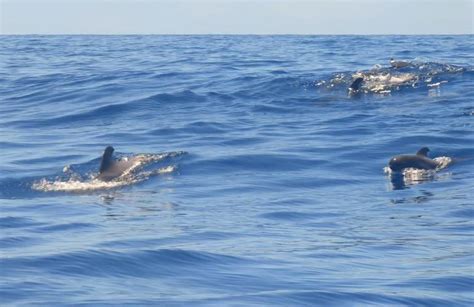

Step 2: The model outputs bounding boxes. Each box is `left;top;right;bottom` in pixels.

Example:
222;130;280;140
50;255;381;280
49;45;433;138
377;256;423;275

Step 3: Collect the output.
1;35;473;306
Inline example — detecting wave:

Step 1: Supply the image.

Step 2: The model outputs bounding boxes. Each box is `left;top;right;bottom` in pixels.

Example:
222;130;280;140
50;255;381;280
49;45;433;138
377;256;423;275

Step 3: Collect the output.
1;248;249;278
2;90;207;128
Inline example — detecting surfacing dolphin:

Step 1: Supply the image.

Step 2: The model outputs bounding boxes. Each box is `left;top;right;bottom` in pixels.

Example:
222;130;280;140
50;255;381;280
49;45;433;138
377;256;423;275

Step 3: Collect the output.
97;146;136;181
348;71;417;95
390;58;411;69
388;147;440;172
348;77;364;95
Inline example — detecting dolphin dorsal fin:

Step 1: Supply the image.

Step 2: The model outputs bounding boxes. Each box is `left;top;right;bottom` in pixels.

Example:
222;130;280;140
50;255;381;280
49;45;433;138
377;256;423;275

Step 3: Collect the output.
99;146;115;173
349;77;364;91
416;147;430;157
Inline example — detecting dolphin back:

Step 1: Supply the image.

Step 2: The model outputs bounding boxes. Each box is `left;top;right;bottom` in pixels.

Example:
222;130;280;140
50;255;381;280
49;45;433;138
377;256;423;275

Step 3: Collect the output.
389;154;439;172
98;158;136;181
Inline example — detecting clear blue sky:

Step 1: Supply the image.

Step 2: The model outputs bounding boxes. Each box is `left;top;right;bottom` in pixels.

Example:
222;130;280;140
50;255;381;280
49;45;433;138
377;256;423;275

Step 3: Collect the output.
1;0;473;35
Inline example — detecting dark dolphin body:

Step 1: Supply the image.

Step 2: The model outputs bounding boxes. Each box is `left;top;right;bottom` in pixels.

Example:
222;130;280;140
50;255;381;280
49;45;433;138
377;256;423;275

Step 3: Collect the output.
388;147;440;172
97;146;135;181
348;77;364;95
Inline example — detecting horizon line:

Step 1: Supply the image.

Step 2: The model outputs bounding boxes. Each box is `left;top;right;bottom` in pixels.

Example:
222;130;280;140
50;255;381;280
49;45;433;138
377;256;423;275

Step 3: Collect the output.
1;33;473;36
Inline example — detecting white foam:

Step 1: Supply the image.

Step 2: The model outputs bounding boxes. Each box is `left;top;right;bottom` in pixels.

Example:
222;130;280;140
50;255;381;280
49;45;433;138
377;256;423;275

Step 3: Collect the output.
384;156;452;174
427;81;448;88
360;72;417;93
384;156;452;186
32;165;176;192
31;150;184;193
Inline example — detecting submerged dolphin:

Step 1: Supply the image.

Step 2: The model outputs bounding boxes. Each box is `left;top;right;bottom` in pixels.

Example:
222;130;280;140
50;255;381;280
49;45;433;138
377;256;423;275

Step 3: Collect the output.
97;146;135;181
390;58;411;69
388;147;440;172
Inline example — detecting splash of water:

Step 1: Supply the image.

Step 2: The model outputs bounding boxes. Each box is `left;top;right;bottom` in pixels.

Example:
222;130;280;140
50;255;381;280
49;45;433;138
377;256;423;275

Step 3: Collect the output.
317;60;468;95
384;156;452;187
32;152;185;192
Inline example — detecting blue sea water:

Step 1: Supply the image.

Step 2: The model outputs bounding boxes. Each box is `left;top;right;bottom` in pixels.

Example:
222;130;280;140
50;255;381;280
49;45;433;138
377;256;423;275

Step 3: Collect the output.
0;35;473;305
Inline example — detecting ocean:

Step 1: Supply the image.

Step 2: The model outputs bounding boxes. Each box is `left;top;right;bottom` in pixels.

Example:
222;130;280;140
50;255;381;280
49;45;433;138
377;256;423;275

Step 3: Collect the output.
0;35;473;305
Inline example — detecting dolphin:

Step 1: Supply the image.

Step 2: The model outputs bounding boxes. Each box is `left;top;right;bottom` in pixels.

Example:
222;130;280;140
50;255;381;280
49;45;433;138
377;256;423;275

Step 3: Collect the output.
97;146;136;181
390;58;411;69
388;147;440;172
348;77;364;94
